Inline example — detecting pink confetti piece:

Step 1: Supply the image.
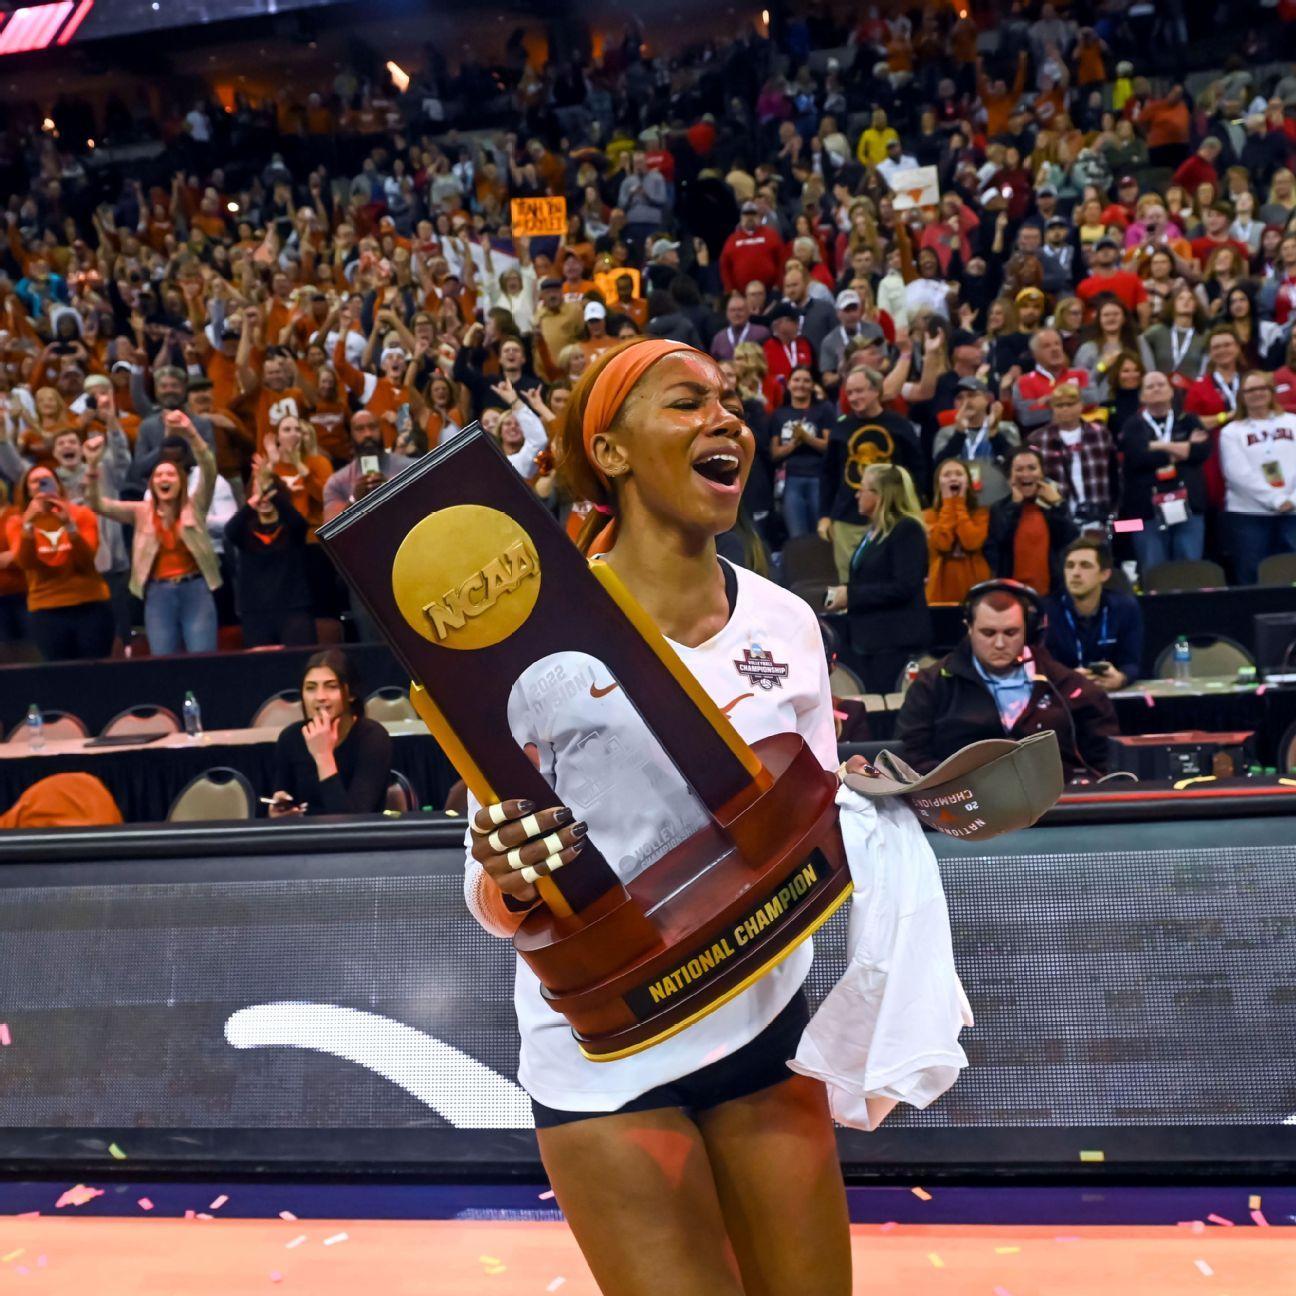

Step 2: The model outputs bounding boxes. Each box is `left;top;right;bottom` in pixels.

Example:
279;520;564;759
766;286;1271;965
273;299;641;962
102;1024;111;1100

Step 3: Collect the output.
1142;692;1156;708
879;1221;898;1233
538;1190;555;1202
322;1232;348;1246
0;1023;11;1045
195;1213;213;1221
1256;684;1268;697
1251;1210;1269;1226
1194;1258;1214;1276
278;1211;297;1221
1176;1221;1205;1233
269;1271;283;1284
55;1185;103;1209
284;1236;307;1250
15;1267;28;1277
1113;518;1144;533
137;1198;154;1212
184;1210;195;1220
35;1257;45;1268
15;1212;39;1220
994;1288;1014;1296
1207;1213;1234;1227
1070;687;1083;698
546;1281;567;1293
209;1195;228;1211
911;1186;932;1201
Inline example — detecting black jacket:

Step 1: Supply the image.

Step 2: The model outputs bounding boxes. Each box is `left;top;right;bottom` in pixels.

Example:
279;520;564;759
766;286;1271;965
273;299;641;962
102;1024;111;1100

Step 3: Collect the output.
844;515;931;655
224;487;310;615
272;715;393;816
985;495;1078;591
1118;410;1210;520
895;640;1118;780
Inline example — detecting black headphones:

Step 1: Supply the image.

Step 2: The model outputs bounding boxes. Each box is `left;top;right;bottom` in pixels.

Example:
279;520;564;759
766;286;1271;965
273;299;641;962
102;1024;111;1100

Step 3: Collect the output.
963;578;1047;645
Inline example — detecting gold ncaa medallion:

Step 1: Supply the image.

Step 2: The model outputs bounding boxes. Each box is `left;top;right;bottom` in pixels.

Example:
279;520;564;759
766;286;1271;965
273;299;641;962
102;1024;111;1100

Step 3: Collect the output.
392;505;541;650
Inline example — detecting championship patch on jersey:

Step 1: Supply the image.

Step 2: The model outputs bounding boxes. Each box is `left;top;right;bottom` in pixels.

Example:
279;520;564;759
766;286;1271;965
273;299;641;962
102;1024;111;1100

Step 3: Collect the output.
734;644;789;690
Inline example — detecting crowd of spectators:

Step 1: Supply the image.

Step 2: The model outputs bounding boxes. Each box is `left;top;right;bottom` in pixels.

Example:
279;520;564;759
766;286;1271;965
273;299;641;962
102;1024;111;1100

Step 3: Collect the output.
2;1;1296;784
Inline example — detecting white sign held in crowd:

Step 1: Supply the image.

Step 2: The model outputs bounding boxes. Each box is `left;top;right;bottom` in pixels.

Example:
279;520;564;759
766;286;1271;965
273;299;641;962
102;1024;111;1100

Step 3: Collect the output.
889;166;941;211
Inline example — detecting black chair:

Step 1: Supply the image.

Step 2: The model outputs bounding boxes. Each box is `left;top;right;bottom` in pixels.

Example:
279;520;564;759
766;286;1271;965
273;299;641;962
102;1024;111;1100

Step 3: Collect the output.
167;767;256;822
1278;720;1296;775
1142;559;1227;594
782;534;837;588
385;770;418;813
100;705;181;738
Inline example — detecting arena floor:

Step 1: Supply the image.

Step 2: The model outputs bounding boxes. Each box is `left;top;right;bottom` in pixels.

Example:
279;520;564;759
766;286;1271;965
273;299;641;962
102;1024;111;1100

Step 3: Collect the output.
1;1185;1291;1294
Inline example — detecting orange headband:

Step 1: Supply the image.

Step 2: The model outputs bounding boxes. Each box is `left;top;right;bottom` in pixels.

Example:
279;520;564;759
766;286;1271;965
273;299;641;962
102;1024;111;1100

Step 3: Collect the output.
580;338;706;490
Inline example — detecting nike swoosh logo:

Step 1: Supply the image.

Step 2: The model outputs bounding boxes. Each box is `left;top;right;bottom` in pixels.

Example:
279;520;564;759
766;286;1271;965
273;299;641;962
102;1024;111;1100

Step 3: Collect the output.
589;682;620;698
720;693;754;715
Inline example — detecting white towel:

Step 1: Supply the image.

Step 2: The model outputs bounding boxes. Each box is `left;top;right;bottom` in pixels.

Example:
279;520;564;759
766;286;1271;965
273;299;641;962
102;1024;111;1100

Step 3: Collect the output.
790;784;974;1131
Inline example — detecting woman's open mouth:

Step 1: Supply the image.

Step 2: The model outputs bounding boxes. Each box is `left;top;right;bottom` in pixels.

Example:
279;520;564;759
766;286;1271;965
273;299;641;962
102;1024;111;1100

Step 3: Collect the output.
692;451;742;493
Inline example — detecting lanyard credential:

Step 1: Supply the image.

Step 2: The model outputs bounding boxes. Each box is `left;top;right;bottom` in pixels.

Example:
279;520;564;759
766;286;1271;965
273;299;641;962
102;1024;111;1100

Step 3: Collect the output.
1214;371;1239;410
1063;600;1109;664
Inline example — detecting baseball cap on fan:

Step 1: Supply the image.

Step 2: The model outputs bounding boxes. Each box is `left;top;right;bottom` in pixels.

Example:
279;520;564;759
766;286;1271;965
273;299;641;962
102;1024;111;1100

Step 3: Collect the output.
841;731;1063;840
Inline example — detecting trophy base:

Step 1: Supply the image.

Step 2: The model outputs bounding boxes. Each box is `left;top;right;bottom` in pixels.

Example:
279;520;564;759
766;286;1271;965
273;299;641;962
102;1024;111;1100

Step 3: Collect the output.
513;733;853;1061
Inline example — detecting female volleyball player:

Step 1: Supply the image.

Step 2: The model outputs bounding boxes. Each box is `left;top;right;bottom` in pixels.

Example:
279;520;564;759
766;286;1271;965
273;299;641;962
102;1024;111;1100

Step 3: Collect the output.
462;339;852;1296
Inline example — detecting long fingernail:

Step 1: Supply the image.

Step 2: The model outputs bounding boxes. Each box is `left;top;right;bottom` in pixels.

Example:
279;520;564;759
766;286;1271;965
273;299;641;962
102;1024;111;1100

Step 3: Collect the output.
553;807;573;824
570;821;587;839
517;799;535;813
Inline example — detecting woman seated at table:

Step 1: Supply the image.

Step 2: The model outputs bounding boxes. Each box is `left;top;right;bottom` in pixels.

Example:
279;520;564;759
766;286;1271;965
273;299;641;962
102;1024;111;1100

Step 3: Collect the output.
269;649;392;817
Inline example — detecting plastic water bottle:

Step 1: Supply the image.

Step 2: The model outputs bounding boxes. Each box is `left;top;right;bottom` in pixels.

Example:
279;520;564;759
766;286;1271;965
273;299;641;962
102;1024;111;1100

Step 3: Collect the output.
1172;636;1192;684
183;691;203;740
25;703;44;751
903;659;922;690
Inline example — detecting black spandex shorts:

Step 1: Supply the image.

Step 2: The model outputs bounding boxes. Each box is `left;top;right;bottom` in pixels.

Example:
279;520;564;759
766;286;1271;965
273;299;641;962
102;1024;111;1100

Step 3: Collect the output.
531;989;811;1129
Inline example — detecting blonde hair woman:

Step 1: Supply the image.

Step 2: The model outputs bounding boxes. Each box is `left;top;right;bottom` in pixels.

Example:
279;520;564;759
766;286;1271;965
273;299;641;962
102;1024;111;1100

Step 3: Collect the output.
732;339;770;409
823;463;930;691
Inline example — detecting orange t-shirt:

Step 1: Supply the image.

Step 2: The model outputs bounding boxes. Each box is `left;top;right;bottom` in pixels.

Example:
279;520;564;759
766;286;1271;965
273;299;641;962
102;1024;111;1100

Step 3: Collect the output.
1011;502;1052;596
152;516;198;582
6;504;109;610
581;335;620;364
272;455;333;536
0;504;26;599
254;385;307;450
309;398;351;462
205;348;240;410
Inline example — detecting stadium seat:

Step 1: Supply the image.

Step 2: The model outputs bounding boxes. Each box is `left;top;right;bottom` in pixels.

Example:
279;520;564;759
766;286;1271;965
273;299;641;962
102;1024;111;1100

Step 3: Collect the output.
1256;554;1296;587
829;661;865;696
250;690;303;731
100;705;181;738
5;710;89;743
1141;560;1228;593
385;770;418;813
365;686;418;723
1152;635;1255;680
783;534;837;588
167;768;255;822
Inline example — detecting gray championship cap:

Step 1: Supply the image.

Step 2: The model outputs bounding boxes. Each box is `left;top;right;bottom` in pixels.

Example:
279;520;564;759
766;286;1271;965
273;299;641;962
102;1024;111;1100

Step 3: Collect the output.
841;731;1063;840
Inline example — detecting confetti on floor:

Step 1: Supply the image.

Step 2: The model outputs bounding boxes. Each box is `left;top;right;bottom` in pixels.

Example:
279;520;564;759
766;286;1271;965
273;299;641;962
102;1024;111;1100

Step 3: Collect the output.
2;1250;24;1263
1207;1214;1234;1227
879;1221;898;1233
538;1190;555;1201
1250;1210;1268;1227
545;1280;566;1293
269;1271;282;1284
993;1287;1014;1296
911;1187;933;1201
55;1185;103;1209
284;1236;306;1250
137;1199;153;1212
1249;1195;1262;1210
322;1232;348;1246
1194;1259;1214;1276
278;1211;297;1221
209;1195;229;1211
0;1022;11;1045
927;1252;944;1269
1177;1221;1205;1233
107;1143;127;1161
1079;1150;1105;1162
995;1245;1021;1254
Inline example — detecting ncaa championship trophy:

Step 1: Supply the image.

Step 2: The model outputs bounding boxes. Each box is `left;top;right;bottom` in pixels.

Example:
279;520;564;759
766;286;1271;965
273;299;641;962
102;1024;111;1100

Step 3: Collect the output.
317;427;852;1061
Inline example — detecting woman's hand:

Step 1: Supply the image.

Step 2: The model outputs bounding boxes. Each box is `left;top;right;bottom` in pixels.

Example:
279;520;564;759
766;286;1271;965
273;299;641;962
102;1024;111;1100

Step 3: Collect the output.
268;790;305;818
824;584;847;613
470;798;587;904
303;712;340;776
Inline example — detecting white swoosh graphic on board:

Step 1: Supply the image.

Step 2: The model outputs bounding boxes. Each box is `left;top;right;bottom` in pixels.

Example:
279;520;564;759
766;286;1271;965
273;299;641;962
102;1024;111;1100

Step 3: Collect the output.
224;1002;532;1129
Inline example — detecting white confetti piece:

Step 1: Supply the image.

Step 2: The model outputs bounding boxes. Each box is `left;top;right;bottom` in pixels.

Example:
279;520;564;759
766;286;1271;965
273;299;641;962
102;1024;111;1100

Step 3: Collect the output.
284;1235;307;1250
323;1232;348;1246
1195;1259;1214;1277
538;1190;555;1201
209;1195;228;1211
546;1281;567;1293
879;1221;897;1233
278;1211;297;1221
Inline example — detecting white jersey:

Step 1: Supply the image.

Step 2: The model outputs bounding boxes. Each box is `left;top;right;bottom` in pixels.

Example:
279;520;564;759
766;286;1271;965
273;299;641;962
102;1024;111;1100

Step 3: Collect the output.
470;560;838;1111
1221;414;1296;515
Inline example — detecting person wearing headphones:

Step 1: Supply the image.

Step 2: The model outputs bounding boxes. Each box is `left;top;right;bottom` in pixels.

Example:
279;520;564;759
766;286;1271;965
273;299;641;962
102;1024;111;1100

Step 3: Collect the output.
894;579;1118;781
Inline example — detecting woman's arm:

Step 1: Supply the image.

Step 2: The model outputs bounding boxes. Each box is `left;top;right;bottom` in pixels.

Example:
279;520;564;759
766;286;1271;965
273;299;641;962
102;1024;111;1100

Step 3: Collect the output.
314;720;393;814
